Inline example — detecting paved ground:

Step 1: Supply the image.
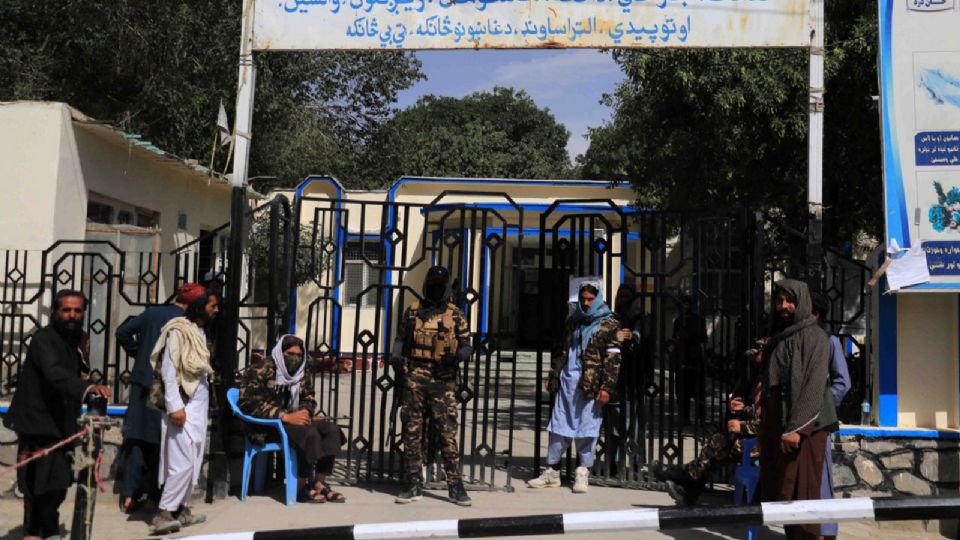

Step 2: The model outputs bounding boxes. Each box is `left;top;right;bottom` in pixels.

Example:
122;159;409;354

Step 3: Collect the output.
0;477;955;540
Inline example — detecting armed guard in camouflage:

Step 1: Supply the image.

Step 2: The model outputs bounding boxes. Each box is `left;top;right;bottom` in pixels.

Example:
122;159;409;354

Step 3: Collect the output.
390;266;473;506
652;337;768;506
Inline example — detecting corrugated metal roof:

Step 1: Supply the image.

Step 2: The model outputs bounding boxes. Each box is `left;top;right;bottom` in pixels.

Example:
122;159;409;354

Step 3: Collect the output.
64;103;264;198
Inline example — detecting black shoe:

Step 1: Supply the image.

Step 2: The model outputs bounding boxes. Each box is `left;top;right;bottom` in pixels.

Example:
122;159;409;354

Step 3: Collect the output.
685;480;705;505
395;473;423;504
664;479;690;506
447;480;472;507
651;463;690;484
664;477;705;506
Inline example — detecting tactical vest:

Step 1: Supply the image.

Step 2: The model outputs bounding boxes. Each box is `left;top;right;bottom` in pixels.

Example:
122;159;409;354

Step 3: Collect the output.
407;301;458;362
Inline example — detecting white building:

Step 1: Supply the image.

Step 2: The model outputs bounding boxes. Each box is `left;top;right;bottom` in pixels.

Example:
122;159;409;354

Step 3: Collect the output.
0;101;259;388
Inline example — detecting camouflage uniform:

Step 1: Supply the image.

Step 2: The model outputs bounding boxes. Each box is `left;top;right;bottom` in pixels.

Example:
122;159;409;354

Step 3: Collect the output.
398;300;470;481
684;375;763;481
685;418;760;480
238;355;344;472
238;358;318;447
548;317;622;400
238;359;317;420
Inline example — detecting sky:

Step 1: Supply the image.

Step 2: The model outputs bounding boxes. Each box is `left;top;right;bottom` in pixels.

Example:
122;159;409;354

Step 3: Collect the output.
395;49;625;162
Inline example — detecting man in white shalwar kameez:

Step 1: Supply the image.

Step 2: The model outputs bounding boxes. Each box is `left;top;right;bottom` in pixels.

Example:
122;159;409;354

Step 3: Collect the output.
147;284;218;535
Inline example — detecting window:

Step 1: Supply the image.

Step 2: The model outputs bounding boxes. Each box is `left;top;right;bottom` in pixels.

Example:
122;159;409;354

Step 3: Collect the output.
87;201;114;224
198;229;215;282
345;240;384;307
116;210;133;225
136;209;159;228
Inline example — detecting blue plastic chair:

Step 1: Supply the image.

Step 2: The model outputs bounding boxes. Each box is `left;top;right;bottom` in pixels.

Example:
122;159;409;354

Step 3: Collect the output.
226;388;298;506
734;438;760;539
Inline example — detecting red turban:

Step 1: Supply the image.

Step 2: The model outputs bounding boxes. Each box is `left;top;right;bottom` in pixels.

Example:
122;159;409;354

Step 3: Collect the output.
177;283;207;305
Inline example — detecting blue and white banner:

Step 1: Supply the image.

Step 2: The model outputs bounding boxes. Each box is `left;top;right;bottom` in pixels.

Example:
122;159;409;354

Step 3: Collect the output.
251;0;812;51
880;0;960;290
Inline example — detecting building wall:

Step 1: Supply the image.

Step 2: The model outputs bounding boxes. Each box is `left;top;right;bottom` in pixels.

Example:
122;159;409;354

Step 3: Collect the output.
896;293;959;429
73;125;234;299
0;102;79;250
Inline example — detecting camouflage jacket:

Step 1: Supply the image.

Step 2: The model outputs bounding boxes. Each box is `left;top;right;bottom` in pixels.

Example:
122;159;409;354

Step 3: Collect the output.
549;316;622;400
238;359;317;420
739;418;760;437
732;376;763;437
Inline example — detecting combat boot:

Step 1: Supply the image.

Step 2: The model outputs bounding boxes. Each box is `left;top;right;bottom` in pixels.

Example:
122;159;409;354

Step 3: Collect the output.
447;480;472;507
395;473;423;504
664;477;705;506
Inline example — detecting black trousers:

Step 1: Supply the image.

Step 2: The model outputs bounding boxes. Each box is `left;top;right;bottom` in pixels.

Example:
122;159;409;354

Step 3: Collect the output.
679;365;705;423
285;421;343;475
23;488;67;537
250;420;344;476
18;437;72;538
120;439;160;500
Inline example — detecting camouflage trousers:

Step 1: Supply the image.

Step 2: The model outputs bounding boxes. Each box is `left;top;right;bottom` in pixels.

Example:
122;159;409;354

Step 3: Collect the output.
401;364;461;482
684;432;757;481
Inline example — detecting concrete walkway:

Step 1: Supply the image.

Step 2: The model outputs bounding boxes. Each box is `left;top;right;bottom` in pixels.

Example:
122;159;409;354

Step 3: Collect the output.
0;479;953;539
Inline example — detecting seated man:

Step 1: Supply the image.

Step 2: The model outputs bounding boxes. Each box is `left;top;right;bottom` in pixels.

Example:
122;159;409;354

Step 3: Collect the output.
652;338;766;505
239;335;346;503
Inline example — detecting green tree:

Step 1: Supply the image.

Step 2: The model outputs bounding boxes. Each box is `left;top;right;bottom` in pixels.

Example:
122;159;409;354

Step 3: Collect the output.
579;1;881;246
0;1;423;189
247;213;328;287
360;87;574;188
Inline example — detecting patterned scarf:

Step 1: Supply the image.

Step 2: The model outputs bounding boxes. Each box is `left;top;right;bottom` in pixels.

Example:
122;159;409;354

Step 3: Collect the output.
272;335;306;412
568;285;613;366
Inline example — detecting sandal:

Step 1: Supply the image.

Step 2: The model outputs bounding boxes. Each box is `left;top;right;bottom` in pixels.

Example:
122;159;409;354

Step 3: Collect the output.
297;485;326;504
319;484;346;503
119;496;142;514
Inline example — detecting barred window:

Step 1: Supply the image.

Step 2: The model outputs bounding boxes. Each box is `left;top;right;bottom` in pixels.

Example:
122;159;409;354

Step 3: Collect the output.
345;240;384;307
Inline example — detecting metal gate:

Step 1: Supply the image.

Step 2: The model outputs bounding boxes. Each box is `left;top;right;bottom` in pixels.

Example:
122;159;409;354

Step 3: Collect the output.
0;193;872;493
528;207;764;487
295;192;526;489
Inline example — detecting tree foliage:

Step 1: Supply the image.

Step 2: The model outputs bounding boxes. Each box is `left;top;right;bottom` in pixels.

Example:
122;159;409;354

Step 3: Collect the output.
0;0;423;189
579;1;881;245
247;212;327;287
360;87;574;187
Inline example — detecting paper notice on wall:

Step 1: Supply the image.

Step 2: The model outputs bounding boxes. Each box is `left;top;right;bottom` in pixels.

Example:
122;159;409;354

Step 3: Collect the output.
569;276;602;303
886;246;932;291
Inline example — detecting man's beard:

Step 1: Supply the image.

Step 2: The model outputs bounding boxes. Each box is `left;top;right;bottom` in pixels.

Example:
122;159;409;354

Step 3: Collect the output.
53;316;83;342
194;311;211;326
775;310;795;330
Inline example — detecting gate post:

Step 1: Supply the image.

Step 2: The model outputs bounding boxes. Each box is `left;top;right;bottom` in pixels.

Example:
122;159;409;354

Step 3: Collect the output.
208;185;247;500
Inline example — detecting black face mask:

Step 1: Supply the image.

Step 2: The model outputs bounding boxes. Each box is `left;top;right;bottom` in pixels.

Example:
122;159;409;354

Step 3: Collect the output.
425;282;445;303
53;316;83;342
283;353;304;375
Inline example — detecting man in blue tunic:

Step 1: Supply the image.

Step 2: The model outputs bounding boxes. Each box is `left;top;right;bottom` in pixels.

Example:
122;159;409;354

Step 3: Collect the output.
114;285;193;513
528;282;621;493
810;292;851;540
